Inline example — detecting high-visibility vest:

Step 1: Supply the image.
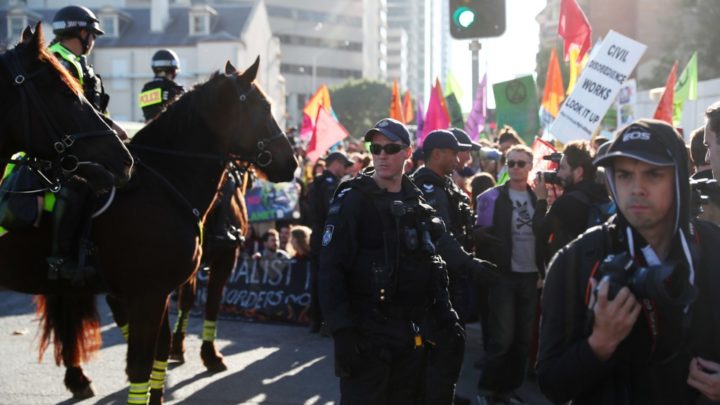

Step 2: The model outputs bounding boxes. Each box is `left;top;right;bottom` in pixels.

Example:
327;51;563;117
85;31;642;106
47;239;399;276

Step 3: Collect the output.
48;42;83;85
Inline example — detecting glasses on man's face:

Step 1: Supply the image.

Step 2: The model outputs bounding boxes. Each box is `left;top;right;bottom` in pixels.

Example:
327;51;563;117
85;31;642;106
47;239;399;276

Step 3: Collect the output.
507;160;529;168
369;143;406;155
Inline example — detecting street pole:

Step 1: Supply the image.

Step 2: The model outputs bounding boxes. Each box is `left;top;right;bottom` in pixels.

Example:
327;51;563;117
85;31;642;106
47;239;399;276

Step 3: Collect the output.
469;39;482;100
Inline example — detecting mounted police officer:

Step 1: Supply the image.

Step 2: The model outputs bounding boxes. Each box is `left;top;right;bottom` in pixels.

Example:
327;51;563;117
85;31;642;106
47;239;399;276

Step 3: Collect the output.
319;118;462;403
46;5;124;282
411;129;498;405
139;49;185;122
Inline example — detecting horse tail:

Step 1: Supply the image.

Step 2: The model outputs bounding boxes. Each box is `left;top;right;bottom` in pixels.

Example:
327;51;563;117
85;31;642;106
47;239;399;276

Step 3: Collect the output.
34;293;102;366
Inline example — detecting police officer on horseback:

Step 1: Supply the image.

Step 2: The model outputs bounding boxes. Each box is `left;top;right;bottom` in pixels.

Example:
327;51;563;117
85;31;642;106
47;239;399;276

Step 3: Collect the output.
139;49;185;122
319;118;462;403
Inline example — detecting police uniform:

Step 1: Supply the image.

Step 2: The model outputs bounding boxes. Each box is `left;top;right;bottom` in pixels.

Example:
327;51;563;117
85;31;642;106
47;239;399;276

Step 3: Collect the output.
319;168;460;403
49;42;109;114
139;77;185;122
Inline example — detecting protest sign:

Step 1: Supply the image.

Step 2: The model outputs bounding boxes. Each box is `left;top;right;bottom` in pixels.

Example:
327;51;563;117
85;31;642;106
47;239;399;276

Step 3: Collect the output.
192;254;312;325
616;79;637;128
493;76;540;144
550;31;646;143
245;179;300;223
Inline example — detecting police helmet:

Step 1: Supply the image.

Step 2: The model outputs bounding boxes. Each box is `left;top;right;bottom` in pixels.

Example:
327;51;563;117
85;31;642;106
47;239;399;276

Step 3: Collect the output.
151;49;181;72
52;6;105;36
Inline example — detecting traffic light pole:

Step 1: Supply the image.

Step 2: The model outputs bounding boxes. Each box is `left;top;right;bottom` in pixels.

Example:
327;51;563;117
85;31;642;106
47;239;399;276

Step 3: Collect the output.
469;40;482;99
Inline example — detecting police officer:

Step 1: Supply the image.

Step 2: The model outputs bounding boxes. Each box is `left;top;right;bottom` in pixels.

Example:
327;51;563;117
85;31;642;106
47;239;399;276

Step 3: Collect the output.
139;49;185;122
308;151;353;333
319;118;461;403
411;129;497;405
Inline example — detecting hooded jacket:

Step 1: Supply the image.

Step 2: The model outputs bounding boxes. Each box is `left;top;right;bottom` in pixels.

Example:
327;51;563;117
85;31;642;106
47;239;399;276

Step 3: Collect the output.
537;120;720;404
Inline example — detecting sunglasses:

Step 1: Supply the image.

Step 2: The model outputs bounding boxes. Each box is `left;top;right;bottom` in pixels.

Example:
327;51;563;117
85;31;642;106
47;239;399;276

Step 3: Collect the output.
369;143;407;155
507;160;529;168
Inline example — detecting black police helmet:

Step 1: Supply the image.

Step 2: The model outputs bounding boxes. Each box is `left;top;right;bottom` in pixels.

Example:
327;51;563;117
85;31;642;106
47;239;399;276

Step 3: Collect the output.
152;49;181;72
52;5;105;36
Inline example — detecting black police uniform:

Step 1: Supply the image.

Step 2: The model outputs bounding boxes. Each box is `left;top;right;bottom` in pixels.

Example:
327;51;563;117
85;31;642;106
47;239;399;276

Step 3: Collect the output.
49;44;109;114
139;77;185;122
319;171;460;404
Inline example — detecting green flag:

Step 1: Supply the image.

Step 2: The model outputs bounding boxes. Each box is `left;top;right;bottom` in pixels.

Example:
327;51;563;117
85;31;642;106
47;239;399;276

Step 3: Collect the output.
444;72;465;128
673;52;698;127
493;76;540;144
444;71;465;100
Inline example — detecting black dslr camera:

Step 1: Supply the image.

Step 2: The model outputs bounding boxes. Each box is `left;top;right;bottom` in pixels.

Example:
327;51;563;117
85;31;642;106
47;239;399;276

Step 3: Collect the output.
690;178;719;217
536;153;563;185
594;252;697;308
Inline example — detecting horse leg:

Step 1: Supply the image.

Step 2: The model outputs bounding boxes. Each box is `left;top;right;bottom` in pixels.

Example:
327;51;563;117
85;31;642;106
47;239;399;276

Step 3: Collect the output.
126;293;168;405
200;248;236;372
169;278;195;363
149;307;171;405
106;294;129;341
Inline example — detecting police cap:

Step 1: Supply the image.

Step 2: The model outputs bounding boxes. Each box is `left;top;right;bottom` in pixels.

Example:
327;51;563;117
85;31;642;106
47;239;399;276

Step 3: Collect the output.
152;49;181;71
449;127;481;151
423;130;462;156
52;6;104;36
364;118;411;145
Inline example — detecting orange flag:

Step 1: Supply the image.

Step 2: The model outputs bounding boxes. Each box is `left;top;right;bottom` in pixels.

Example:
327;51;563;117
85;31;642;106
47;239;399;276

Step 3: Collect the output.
653;61;678;125
306;106;349;162
299;85;332;140
389;80;405;123
541;48;565;118
403;90;414;123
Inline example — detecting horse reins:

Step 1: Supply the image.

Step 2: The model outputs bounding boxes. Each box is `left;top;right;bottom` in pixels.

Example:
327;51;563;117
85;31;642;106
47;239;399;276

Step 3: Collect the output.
0;47;117;192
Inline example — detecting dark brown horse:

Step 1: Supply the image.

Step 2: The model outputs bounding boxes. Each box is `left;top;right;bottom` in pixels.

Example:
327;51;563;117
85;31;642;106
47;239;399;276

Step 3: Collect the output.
0;52;296;405
165;166;249;372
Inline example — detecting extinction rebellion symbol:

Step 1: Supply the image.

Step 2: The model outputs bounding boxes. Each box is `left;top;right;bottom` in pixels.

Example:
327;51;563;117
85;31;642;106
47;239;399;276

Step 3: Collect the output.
505;80;527;105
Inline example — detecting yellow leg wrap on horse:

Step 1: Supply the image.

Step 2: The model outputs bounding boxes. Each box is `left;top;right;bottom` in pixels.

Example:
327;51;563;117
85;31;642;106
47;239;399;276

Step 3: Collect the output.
202;320;217;342
173;311;189;334
120;324;129;342
127;381;150;405
149;360;168;390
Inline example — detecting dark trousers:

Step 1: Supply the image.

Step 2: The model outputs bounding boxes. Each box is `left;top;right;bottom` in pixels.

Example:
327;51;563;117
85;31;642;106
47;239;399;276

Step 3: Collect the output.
478;271;538;393
309;257;323;329
340;345;425;405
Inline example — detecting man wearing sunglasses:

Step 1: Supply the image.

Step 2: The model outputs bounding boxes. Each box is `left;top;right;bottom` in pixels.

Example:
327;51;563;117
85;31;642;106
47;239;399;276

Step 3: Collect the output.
411;129;498;405
319;118;460;403
475;144;545;404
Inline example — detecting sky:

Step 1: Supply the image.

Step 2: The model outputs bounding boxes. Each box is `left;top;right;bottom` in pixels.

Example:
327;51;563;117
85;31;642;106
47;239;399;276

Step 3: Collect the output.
450;0;548;110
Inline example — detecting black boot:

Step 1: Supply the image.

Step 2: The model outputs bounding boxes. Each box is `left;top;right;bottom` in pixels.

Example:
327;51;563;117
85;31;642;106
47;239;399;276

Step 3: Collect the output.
47;185;94;283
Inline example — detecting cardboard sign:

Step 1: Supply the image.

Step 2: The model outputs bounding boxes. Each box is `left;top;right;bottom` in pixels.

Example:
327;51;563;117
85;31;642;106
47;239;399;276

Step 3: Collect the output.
550;31;647;143
245;179;300;223
493;76;540;144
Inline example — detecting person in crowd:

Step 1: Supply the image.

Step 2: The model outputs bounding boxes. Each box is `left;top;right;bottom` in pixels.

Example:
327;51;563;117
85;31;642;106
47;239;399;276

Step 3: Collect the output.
538;118;720;403
451;128;482;191
705;101;720;180
534;140;610;261
319;118;461;403
496;126;525;155
475;144;544;404
411;129;498;405
277;223;291;253
288;225;312;259
479;147;502;181
312;159;326;179
139;49;185;122
252;229;289;261
308;152;353;333
592;136;610;154
690;126;713;180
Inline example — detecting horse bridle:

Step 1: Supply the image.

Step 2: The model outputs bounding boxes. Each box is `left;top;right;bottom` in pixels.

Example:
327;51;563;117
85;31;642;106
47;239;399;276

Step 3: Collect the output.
228;75;287;168
0;47;116;190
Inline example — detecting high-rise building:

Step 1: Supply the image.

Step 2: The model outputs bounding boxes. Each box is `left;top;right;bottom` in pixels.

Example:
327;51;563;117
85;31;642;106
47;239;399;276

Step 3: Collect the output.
387;0;428;104
387;28;408;90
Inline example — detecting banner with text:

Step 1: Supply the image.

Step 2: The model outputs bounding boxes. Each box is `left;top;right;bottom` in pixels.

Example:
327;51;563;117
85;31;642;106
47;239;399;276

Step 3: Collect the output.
550;31;646;143
192;255;312;325
245;179;300;223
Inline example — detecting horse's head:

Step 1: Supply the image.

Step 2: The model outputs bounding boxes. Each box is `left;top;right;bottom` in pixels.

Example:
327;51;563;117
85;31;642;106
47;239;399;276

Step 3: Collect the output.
0;23;133;189
203;57;297;183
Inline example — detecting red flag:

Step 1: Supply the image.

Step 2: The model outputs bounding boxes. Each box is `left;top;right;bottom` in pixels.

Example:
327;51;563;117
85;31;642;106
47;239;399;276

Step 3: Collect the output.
558;0;592;62
654;61;678;125
403;90;414;123
389;80;405;123
306;106;349;162
419;80;451;145
299;85;332;141
529;137;558;185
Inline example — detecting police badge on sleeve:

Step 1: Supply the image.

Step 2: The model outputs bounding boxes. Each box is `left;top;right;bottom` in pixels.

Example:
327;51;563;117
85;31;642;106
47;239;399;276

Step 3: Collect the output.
322;225;335;246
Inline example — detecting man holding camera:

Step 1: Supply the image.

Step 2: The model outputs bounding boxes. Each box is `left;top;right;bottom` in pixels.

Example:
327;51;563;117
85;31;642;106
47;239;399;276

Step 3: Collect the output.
319;118;461;403
534;141;610;261
538;119;720;403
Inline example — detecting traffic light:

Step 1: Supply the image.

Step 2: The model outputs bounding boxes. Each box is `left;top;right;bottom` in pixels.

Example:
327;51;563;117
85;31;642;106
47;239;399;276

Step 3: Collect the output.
449;0;506;39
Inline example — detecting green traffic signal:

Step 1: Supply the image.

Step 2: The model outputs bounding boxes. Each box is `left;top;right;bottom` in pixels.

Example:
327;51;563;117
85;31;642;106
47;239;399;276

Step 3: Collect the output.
448;0;506;39
453;7;476;28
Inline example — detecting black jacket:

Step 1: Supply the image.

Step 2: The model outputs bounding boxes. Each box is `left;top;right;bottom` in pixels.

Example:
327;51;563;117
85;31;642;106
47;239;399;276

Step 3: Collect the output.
537;217;720;404
535;179;610;262
308;170;341;253
140;77;185;121
474;182;545;276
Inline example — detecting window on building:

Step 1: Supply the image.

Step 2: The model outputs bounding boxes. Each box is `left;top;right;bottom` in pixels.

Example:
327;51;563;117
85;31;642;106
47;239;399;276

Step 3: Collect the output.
99;15;118;37
7;15;26;39
190;14;210;36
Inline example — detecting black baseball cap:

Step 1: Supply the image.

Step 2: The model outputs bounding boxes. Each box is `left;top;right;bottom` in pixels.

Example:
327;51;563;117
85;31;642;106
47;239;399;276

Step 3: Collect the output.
449;128;480;151
325;152;354;168
364;118;411;145
423;130;462;155
594;119;676;167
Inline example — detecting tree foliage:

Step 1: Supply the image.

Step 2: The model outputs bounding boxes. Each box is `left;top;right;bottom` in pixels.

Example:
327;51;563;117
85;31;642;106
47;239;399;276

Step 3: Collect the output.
330;79;391;139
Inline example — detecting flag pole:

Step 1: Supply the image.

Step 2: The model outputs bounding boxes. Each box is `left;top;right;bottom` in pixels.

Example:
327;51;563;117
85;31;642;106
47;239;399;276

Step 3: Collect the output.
469;40;482;103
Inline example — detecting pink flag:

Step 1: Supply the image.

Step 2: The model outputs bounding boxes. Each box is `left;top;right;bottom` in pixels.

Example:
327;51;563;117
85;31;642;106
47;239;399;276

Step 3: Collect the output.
465;74;488;140
419;81;450;146
529;137;558;184
416;99;425;141
306;106;349;162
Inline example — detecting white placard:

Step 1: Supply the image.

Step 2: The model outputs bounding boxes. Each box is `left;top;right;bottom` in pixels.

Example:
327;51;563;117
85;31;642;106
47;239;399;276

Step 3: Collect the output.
550;31;647;143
